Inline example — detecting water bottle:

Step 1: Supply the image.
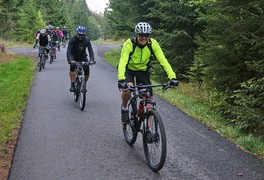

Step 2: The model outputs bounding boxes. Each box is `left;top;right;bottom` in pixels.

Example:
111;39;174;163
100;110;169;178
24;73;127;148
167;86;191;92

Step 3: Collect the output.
137;100;144;117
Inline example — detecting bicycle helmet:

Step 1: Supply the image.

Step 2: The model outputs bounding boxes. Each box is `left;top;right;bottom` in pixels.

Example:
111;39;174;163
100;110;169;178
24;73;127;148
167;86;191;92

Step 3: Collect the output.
135;22;152;34
49;26;54;30
45;26;49;30
40;29;46;34
76;26;87;35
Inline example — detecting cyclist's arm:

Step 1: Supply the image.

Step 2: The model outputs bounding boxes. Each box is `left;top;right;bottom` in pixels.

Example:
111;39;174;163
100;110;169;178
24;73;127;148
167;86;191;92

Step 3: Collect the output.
86;39;94;60
117;39;133;80
66;39;74;62
34;34;40;45
151;38;177;80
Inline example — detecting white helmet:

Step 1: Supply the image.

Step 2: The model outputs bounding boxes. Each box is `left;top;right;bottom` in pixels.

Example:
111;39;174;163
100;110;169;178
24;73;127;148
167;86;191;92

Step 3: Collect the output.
40;29;46;34
135;22;152;34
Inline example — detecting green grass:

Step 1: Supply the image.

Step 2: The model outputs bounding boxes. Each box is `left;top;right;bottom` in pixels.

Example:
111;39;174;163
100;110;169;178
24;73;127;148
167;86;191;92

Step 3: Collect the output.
93;38;125;44
0;56;36;143
0;38;31;48
103;48;264;160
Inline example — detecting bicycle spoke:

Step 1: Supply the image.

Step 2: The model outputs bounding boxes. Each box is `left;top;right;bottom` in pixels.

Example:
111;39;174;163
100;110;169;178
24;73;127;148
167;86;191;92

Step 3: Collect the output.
143;110;166;171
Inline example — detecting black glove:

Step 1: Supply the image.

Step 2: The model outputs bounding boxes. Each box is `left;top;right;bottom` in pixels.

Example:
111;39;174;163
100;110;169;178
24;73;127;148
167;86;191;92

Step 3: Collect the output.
33;44;36;49
169;78;179;87
118;80;128;89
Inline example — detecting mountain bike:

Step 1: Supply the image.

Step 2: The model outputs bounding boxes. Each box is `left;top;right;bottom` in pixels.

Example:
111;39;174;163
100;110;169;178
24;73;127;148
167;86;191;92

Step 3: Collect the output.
122;83;173;171
72;61;96;110
37;46;49;72
50;42;58;64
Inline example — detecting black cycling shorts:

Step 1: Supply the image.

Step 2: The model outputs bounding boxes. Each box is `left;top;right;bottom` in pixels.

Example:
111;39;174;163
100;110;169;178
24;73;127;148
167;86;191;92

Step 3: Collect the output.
125;69;153;96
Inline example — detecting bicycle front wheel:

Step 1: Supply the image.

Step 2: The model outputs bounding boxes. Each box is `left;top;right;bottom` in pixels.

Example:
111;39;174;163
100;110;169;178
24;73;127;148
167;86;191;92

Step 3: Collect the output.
62;40;66;48
74;81;80;102
79;80;86;111
143;109;167;172
42;54;46;69
50;54;53;64
38;57;42;71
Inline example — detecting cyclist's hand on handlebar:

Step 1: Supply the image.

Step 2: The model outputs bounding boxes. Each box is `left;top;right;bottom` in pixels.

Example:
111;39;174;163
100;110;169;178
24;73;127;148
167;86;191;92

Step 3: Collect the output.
89;59;96;65
69;60;76;65
118;80;128;90
169;78;179;87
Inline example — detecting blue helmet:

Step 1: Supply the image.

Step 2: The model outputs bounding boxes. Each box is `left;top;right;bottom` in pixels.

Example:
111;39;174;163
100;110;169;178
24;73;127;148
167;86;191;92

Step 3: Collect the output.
76;26;87;35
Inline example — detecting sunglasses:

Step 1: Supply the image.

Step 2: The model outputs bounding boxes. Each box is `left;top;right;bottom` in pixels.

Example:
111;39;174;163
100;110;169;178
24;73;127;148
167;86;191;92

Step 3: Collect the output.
138;34;150;38
78;34;85;37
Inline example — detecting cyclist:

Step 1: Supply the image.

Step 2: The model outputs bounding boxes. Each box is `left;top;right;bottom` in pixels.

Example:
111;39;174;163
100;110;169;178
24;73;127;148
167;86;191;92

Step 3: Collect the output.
55;27;63;51
62;26;70;41
33;29;51;64
66;26;95;92
49;25;59;58
117;22;178;124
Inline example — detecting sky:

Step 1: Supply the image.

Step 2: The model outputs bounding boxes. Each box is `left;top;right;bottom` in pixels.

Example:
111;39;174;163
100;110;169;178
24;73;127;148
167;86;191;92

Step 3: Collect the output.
86;0;109;13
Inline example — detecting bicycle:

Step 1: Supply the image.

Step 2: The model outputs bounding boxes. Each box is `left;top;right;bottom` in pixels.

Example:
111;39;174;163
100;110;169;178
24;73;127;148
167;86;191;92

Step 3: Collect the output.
37;46;49;72
50;41;58;64
72;61;96;110
122;83;173;171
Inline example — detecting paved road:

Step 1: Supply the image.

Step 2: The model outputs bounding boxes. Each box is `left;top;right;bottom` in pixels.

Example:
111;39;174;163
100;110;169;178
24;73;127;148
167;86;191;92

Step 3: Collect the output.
8;44;264;180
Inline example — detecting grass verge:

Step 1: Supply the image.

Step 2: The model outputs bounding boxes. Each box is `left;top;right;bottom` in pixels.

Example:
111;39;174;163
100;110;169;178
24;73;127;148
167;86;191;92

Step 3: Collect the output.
104;48;264;160
0;53;36;179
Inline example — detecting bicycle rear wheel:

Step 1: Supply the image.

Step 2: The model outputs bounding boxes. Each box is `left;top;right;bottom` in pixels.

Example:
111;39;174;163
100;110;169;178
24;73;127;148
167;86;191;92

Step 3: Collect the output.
79;80;86;111
122;102;138;145
143;109;167;172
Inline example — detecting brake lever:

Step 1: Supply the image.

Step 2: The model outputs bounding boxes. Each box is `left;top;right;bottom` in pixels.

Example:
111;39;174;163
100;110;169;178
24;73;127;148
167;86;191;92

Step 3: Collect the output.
163;84;170;90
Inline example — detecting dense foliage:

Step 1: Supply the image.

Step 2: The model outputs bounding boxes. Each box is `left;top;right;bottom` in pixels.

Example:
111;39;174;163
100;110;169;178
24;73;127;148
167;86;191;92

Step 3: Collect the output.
105;0;264;137
0;0;263;137
0;0;101;42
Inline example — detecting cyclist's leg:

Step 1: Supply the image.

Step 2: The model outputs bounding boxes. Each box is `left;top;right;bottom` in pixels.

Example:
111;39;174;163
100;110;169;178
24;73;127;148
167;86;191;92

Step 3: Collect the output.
69;64;76;91
121;70;135;108
83;57;90;82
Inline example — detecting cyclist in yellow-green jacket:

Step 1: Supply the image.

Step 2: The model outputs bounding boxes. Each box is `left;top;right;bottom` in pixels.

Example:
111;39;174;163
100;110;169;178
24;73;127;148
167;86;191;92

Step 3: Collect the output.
117;22;178;124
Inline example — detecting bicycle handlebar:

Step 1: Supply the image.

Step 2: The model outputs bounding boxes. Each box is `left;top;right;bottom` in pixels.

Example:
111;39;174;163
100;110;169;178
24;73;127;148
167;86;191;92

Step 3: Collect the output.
74;61;96;66
128;83;171;92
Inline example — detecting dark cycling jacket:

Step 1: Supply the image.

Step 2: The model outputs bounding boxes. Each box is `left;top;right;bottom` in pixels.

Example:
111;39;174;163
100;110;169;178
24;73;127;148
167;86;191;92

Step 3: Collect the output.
66;35;94;62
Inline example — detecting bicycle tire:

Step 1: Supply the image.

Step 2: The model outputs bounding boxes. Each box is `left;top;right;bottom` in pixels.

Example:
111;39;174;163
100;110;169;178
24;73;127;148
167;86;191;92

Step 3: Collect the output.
38;56;42;71
42;54;46;69
79;80;86;111
122;102;138;145
74;79;80;102
143;109;167;172
62;40;66;48
50;54;53;64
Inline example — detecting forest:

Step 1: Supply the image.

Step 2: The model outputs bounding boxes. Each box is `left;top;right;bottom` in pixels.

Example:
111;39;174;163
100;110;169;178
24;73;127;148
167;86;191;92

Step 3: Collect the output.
0;0;263;138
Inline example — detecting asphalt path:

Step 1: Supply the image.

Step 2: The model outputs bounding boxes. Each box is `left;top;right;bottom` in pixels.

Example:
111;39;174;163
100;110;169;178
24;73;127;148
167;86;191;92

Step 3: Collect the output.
7;44;264;180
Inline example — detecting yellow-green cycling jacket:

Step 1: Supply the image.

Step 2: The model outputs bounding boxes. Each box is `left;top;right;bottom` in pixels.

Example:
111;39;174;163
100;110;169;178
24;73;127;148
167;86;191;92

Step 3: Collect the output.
117;38;176;80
